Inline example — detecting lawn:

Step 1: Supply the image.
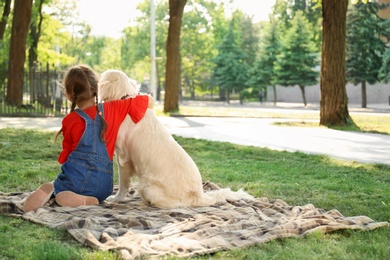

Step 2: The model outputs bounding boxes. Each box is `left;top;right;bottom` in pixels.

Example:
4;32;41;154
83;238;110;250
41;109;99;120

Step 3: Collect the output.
0;127;389;260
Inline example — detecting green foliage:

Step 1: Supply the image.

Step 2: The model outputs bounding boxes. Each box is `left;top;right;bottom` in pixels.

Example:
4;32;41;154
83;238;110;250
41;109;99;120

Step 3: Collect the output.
272;0;322;50
37;14;75;66
247;17;281;90
346;1;389;85
275;10;319;88
235;12;259;67
379;48;390;82
212;16;249;97
180;1;217;97
2;0;389;106
43;0;92;66
120;0;168;81
79;36;124;73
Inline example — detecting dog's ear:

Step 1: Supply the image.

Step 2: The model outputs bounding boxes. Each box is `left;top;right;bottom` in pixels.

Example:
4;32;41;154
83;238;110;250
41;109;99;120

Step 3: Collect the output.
128;78;141;93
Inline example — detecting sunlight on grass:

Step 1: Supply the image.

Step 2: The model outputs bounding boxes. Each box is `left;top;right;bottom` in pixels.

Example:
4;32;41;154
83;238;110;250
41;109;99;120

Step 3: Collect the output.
154;103;320;119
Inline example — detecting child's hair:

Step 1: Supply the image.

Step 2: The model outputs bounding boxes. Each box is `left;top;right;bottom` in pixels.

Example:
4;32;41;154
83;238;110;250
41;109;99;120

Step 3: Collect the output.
55;65;107;142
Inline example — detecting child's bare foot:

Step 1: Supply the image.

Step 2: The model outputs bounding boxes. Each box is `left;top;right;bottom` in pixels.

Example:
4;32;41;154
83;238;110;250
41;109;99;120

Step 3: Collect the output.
55;191;99;207
24;182;54;212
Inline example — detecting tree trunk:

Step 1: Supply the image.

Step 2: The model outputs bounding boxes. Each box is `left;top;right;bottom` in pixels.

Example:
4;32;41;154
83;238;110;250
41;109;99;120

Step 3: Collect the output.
299;85;307;107
156;64;161;101
219;87;226;101
29;0;45;103
361;80;367;108
163;0;187;113
28;0;44;70
320;0;352;126
0;0;12;40
273;85;277;106
6;0;33;106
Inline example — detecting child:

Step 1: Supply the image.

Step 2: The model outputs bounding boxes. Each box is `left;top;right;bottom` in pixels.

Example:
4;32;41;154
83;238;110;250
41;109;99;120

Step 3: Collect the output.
24;64;153;212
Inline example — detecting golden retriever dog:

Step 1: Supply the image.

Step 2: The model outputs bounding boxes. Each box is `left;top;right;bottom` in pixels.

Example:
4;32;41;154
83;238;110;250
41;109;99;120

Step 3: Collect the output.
98;70;253;208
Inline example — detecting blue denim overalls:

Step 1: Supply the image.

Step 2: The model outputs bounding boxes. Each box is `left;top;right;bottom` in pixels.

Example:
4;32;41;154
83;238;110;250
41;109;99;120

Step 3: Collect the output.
54;103;113;202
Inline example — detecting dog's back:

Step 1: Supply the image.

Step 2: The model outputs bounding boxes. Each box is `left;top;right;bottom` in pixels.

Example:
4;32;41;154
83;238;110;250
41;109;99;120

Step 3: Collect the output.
99;70;253;208
119;109;210;207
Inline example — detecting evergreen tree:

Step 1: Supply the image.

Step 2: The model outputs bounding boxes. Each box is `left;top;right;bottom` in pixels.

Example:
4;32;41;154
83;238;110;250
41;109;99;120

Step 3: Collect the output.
247;17;281;105
211;17;248;104
379;48;390;83
274;11;318;106
346;1;390;108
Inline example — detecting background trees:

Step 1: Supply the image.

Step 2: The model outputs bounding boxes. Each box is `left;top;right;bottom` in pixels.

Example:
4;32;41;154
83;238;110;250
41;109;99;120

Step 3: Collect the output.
346;0;390;108
274;10;318;106
0;0;389;122
247;18;281;105
211;15;249;104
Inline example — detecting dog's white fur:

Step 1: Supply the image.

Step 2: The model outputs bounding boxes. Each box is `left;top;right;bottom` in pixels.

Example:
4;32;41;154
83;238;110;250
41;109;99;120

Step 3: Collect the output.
98;70;253;208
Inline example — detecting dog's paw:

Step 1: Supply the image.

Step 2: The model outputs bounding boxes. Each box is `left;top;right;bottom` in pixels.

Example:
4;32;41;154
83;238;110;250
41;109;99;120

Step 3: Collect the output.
106;195;124;202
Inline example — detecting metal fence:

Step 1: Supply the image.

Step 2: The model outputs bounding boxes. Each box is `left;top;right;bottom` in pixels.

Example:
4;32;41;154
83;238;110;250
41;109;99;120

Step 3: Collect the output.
0;63;69;117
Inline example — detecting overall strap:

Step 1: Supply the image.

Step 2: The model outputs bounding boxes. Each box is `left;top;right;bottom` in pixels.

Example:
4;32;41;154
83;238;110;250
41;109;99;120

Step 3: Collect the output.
75;108;92;122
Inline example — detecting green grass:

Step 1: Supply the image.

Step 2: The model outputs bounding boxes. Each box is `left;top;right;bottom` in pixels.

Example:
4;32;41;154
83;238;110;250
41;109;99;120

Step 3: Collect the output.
0;128;389;259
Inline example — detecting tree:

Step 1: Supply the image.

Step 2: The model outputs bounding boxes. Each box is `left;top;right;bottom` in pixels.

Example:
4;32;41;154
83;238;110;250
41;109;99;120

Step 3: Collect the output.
50;0;92;64
180;1;215;99
6;0;33;106
346;1;390;108
36;14;75;66
379;48;390;82
28;0;45;70
121;0;169;101
272;0;322;50
212;17;248;104
274;11;318;106
247;17;281;105
320;0;352;126
237;12;259;69
0;0;11;40
206;1;229;100
0;0;12;92
164;0;187;113
28;0;46;104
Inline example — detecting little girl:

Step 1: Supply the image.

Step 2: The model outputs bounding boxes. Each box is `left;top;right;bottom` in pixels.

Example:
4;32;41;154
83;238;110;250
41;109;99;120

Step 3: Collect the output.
24;64;153;212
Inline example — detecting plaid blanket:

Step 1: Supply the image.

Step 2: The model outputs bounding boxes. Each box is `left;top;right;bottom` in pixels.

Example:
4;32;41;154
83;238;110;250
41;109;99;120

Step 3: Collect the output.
1;183;388;259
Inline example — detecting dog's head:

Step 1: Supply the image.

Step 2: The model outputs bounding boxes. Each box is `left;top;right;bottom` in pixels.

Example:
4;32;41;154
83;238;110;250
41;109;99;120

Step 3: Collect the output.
98;70;140;102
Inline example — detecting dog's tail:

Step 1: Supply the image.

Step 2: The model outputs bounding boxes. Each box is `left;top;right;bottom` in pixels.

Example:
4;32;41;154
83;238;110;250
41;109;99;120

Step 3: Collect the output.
195;182;254;206
203;188;254;204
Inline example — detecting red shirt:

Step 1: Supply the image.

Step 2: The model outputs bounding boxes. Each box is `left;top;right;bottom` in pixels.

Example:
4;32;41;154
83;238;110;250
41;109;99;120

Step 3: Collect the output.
58;95;148;164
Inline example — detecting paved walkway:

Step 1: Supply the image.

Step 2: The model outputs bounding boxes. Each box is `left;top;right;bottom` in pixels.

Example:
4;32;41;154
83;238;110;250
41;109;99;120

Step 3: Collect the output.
158;116;390;165
1;102;389;165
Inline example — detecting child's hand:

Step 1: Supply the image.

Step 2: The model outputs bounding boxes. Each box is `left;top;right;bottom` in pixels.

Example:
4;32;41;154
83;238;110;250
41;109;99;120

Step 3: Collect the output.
147;95;154;109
